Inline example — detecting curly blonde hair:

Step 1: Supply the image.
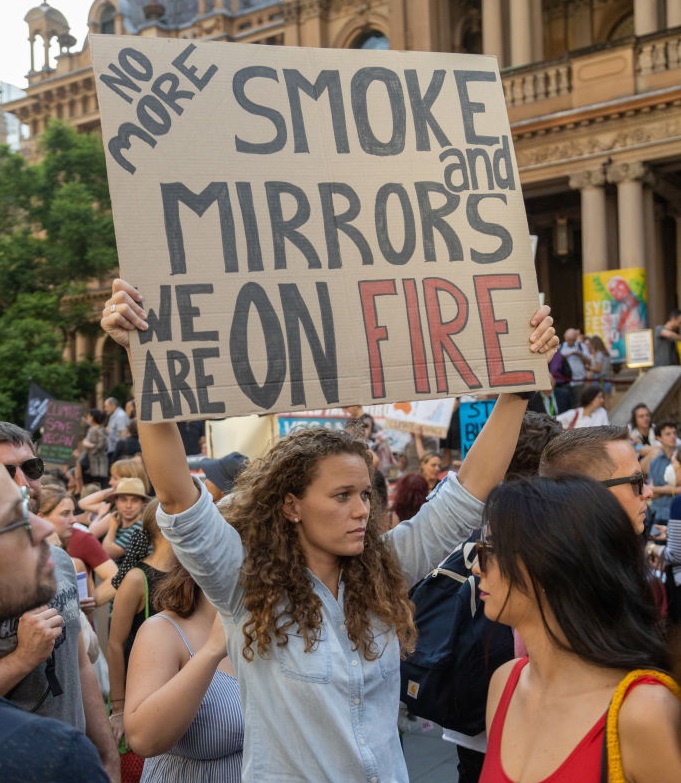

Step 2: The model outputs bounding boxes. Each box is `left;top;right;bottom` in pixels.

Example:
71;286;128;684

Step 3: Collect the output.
226;427;417;662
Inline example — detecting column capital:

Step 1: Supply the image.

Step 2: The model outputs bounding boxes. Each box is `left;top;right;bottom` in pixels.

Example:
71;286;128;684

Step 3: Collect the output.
568;169;606;190
606;161;653;186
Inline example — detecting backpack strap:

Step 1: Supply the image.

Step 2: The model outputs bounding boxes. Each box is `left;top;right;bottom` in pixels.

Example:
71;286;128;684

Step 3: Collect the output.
600;669;681;783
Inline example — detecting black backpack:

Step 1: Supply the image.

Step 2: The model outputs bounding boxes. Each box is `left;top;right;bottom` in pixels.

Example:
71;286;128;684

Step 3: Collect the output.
400;534;514;735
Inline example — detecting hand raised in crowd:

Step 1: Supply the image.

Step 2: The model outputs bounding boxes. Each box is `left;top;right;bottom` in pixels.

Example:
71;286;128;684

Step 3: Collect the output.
528;304;558;361
16;606;63;668
100;278;148;349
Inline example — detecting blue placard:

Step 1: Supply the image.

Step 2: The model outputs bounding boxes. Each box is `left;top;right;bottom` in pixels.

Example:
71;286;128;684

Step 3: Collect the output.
277;417;347;437
459;399;496;458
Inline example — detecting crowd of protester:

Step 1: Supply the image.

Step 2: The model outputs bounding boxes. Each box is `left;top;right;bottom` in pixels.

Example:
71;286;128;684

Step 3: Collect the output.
0;290;680;783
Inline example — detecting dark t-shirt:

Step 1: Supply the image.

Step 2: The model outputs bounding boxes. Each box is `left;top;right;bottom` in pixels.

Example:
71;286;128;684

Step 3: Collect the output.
0;697;108;783
654;325;680;366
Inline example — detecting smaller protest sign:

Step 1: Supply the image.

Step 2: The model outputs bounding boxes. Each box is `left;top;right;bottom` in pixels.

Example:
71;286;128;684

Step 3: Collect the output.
625;329;654;369
378;400;455;439
40;400;83;464
24;382;54;434
278;409;348;437
459;398;496;458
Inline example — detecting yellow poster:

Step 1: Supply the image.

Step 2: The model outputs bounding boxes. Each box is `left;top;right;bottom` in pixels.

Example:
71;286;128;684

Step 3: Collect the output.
583;269;647;363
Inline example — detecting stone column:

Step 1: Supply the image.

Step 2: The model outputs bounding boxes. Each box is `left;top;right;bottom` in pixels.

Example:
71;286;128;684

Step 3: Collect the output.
634;0;658;36
675;214;681;310
482;0;504;66
668;0;681;28
510;0;533;66
75;332;90;362
42;33;51;70
531;0;544;62
94;335;108;405
569;170;608;274
607;162;649;269
645;194;665;328
29;36;35;72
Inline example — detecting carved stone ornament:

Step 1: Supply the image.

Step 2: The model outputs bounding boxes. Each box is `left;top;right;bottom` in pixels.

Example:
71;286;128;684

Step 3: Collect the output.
568;169;607;190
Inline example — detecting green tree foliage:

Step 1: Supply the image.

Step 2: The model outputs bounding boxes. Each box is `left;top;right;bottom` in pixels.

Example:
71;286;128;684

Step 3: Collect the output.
0;121;117;424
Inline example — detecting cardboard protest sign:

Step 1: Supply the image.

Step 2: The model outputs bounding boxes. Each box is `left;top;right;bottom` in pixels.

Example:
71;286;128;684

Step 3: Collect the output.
92;35;549;422
40;400;83;464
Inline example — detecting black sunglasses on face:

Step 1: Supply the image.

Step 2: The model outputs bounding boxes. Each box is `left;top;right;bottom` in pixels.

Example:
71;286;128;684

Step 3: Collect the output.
600;472;645;496
475;540;495;572
4;457;44;481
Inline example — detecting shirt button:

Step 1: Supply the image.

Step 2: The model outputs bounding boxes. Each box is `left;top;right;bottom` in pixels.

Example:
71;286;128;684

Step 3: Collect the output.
340;623;346;631
370;777;378;782
359;739;366;746
353;697;360;705
351;659;358;667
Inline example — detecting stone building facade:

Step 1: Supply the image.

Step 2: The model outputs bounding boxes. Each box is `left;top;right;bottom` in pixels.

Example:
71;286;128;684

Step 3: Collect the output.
4;0;681;393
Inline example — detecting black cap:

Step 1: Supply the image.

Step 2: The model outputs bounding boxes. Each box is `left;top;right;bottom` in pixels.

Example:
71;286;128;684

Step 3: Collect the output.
200;452;248;494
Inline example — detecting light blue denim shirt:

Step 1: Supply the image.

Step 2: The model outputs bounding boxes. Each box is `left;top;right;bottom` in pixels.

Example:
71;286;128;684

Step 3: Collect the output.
157;472;484;782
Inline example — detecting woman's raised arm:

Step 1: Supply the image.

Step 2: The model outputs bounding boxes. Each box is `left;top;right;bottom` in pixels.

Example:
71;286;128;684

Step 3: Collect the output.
100;279;199;514
457;305;557;502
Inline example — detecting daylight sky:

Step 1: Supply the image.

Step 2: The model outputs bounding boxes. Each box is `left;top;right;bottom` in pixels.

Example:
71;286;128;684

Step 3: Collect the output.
1;1;93;90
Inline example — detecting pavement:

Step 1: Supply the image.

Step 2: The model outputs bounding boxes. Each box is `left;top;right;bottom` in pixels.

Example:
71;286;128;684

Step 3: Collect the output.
403;723;459;782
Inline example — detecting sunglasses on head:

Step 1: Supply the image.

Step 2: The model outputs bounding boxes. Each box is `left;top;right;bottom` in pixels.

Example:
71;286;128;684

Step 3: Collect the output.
475;540;495;572
4;457;44;482
600;472;645;496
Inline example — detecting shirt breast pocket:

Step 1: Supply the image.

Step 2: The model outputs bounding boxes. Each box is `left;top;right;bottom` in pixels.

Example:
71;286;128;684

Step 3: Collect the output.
374;628;400;680
274;628;331;684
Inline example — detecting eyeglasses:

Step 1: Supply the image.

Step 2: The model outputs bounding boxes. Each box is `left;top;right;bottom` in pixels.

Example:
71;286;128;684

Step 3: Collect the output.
601;472;645;496
475;540;495;572
4;457;44;482
0;487;33;544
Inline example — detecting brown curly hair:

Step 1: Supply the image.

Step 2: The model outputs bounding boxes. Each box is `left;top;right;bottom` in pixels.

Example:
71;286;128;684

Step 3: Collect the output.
226;427;417;662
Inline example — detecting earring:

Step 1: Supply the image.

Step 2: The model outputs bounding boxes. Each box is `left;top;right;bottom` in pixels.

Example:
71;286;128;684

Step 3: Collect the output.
294;517;300;523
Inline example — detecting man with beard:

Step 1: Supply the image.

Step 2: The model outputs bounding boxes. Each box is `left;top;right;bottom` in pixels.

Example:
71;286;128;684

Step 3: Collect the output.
0;463;108;781
0;422;119;782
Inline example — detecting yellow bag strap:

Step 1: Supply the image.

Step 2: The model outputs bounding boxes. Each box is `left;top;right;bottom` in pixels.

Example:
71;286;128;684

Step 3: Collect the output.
605;669;681;783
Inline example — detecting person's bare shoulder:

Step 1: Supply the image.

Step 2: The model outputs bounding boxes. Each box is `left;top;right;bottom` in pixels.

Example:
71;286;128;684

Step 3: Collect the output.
618;682;681;782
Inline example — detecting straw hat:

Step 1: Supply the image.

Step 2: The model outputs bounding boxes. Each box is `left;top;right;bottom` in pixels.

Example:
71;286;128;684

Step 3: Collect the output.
110;477;149;501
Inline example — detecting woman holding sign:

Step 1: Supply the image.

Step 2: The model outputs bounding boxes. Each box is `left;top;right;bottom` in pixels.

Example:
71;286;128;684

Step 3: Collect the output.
101;278;558;783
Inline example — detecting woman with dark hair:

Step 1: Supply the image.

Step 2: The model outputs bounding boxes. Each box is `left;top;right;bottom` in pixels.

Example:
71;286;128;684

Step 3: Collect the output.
78;408;109;489
556;384;608;429
101;277;558;782
390;472;429;527
629;403;661;474
475;476;681;783
124;564;243;782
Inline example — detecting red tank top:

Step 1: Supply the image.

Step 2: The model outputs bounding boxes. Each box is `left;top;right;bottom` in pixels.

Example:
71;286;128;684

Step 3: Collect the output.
480;658;661;783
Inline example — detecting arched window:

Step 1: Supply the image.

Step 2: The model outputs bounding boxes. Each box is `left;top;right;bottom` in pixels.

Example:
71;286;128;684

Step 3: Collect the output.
352;30;389;50
608;13;634;42
100;2;116;35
